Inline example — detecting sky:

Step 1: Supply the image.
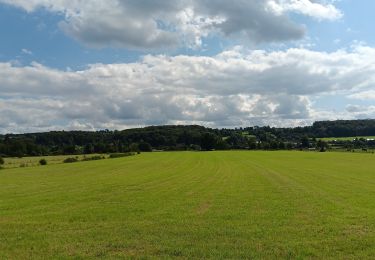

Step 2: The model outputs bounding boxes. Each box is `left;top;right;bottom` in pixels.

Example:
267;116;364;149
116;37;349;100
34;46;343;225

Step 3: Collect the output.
0;0;374;133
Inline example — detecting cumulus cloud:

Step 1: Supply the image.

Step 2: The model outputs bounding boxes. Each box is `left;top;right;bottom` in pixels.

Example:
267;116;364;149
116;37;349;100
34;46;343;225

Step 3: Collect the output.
1;45;375;133
268;0;343;21
0;0;341;50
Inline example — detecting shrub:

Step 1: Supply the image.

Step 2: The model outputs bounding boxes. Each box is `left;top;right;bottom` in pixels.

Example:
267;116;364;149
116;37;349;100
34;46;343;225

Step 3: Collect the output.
39;159;47;165
0;157;4;166
63;157;78;163
109;152;135;159
82;155;105;161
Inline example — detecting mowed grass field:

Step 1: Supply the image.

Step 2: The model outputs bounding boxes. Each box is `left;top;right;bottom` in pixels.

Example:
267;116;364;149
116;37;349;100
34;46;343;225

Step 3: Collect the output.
1;151;375;259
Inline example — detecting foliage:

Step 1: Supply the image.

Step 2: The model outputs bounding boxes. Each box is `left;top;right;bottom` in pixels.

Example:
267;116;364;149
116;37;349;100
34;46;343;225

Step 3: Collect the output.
109;152;136;159
0;120;374;156
81;155;105;161
63;157;78;163
316;140;328;152
201;132;218;151
0;157;4;165
39;159;47;165
138;141;152;152
300;136;310;148
129;143;140;153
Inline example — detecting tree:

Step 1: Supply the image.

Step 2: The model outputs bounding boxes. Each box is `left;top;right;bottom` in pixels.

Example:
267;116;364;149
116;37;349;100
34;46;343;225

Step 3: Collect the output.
316;140;328;152
63;145;77;155
286;142;294;150
262;142;271;150
129;143;140;153
301;136;310;148
201;133;217;151
84;143;94;154
248;137;257;150
270;141;279;150
138;141;152;152
278;142;286;150
215;139;230;150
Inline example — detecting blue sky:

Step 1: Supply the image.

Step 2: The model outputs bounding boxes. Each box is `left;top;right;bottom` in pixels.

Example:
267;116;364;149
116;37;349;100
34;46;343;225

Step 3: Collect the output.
0;0;374;133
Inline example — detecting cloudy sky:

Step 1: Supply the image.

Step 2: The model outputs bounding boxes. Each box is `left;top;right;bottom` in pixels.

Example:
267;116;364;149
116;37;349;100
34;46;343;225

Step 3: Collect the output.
0;0;374;133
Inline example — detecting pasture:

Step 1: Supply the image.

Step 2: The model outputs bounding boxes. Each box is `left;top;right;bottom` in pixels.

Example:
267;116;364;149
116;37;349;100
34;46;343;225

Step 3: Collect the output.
320;136;375;141
1;151;375;258
1;154;107;169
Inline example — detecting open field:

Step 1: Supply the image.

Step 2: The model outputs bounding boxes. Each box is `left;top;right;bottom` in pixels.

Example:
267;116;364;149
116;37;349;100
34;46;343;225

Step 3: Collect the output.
1;151;375;258
320;136;375;141
2;154;107;169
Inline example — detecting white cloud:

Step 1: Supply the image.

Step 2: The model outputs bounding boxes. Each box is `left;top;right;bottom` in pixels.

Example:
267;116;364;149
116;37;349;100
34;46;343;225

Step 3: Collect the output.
268;0;343;21
0;0;342;50
349;90;375;100
1;45;375;133
21;48;33;55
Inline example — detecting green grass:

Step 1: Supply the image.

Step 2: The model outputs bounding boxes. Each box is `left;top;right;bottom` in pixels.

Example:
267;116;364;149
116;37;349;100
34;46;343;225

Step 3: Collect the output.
2;154;106;169
320;136;375;141
1;151;375;258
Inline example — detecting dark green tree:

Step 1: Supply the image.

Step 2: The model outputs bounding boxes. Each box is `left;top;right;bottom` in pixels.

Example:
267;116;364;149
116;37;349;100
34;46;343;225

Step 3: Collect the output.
215;139;230;150
201;133;217;151
301;136;310;148
129;143;140;153
138;141;152;152
316;140;328;152
248;137;257;150
83;143;94;154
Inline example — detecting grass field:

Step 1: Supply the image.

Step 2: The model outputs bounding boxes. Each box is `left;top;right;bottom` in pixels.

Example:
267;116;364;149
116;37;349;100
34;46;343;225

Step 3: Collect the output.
320;136;375;141
2;154;106;169
1;151;375;258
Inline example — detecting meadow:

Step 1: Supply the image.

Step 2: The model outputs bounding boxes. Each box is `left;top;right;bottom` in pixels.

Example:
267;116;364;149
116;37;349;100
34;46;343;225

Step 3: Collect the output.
2;154;106;169
320;136;375;141
1;151;375;258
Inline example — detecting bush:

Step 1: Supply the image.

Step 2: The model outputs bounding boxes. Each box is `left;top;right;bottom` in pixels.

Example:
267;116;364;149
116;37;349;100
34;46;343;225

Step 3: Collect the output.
82;155;105;161
109;152;135;159
63;157;78;163
0;157;4;166
39;159;47;165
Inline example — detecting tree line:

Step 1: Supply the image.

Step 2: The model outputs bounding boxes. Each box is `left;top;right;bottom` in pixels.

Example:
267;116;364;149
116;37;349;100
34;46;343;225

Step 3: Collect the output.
0;119;375;157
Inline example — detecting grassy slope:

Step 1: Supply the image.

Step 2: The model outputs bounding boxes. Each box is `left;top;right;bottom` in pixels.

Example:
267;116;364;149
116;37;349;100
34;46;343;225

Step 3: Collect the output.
1;151;375;259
